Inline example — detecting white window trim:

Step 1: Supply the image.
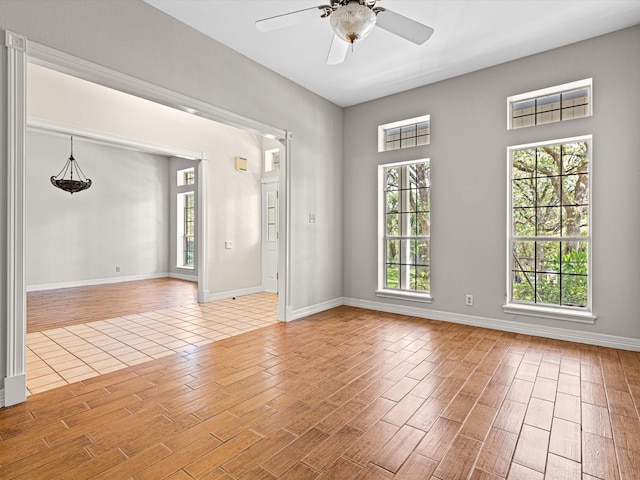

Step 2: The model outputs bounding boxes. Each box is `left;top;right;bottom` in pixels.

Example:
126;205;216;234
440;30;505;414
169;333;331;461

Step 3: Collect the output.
378;114;430;152
507;78;592;130
377;158;432;301
503;135;595;323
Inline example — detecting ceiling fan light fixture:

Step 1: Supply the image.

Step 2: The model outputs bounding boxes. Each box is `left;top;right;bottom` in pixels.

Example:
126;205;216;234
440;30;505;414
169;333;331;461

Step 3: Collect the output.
330;2;376;44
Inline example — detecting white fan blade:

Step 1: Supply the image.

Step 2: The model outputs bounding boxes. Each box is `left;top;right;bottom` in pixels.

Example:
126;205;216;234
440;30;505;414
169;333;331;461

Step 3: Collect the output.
327;34;349;65
375;9;434;45
256;6;322;32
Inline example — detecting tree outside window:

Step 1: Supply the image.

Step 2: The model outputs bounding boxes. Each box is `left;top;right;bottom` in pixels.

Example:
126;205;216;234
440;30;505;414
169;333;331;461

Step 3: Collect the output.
383;160;430;293
509;138;590;309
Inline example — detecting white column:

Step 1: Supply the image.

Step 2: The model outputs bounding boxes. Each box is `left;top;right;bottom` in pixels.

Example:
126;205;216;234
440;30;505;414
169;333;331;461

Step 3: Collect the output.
4;30;27;407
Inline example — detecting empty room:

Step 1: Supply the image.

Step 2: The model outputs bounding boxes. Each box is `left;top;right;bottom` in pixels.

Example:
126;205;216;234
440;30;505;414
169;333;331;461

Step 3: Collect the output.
1;1;640;479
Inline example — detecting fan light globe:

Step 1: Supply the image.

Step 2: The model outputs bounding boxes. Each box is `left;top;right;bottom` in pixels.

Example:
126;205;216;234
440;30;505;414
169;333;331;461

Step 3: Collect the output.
330;2;377;44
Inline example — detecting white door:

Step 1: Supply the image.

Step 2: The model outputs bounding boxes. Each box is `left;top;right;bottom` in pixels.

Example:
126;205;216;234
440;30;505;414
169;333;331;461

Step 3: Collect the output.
262;179;278;293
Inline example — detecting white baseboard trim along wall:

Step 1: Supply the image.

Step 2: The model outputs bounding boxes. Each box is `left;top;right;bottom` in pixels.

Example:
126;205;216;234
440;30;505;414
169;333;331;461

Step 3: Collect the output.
292;296;640;352
340;297;640;352
203;286;264;303
26;273;173;292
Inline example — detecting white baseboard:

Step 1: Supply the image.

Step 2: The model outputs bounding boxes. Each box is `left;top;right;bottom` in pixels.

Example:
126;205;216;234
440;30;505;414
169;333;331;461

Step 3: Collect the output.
26;273;171;292
291;297;344;321
3;373;27;407
168;272;198;282
343;297;640;352
203;286;263;302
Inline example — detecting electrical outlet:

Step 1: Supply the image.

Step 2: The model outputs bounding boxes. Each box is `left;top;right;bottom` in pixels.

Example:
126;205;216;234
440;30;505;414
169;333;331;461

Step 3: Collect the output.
115;266;120;272
225;241;233;249
465;294;474;306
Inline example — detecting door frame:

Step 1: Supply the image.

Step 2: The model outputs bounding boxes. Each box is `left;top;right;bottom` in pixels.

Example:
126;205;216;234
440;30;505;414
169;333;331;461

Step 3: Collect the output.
261;177;279;293
3;31;292;406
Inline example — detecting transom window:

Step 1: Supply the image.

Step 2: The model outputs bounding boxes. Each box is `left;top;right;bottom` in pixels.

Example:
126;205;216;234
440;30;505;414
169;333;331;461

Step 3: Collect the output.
177;167;195;186
264;148;280;173
508;79;591;129
378;160;431;300
378;115;430;152
507;137;592;316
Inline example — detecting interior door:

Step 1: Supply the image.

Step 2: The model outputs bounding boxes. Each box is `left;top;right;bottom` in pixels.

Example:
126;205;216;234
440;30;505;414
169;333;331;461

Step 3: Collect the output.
262;179;278;293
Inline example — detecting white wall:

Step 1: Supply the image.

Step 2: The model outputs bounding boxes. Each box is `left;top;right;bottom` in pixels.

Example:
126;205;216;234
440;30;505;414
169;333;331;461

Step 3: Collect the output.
26;131;170;288
27;63;266;296
343;26;640;342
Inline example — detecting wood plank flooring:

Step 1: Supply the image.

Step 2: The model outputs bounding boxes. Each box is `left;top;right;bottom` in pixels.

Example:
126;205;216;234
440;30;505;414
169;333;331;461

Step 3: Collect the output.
3;306;640;479
27;278;198;333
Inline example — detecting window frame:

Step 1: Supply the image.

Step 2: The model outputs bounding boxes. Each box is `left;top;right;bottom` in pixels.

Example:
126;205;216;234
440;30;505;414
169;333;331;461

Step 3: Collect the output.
376;158;432;303
176;167;196;271
507;78;592;130
504;135;595;323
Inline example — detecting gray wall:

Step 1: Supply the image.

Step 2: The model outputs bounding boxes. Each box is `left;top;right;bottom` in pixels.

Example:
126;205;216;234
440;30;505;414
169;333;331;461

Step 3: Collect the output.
26;131;170;288
343;25;640;340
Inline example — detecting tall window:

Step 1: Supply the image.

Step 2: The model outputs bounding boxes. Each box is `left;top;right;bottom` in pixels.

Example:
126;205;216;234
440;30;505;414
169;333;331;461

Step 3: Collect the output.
508;137;591;315
182;193;195;267
176;167;195;269
379;160;431;299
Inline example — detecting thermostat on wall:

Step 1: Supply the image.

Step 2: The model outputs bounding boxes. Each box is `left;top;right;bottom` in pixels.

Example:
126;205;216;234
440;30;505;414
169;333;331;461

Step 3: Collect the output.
235;156;248;171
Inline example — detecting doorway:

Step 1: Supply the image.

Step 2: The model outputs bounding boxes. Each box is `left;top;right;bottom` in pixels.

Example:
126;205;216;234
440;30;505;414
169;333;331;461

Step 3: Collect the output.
3;31;291;406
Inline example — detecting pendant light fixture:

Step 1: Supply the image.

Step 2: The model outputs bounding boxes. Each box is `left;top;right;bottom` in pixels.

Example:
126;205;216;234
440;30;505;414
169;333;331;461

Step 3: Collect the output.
51;136;92;194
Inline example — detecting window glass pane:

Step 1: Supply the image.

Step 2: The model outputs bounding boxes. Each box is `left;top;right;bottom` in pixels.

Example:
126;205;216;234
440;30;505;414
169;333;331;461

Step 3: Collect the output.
410;266;430;291
513;149;536;179
513;179;535;208
386;264;399;289
537;272;560;305
536;206;561;236
512;270;535;302
536;177;560;207
513;208;535;236
536;146;561;176
386;167;399;189
512;241;535;273
386;239;400;264
386;213;399;236
562;142;589;174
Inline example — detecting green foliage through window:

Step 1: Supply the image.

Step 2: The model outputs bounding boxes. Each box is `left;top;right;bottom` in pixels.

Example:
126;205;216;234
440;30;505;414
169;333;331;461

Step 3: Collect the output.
510;140;590;308
383;161;430;293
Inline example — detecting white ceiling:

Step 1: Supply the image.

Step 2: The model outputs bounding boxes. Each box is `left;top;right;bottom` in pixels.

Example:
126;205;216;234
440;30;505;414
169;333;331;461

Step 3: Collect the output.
144;0;640;107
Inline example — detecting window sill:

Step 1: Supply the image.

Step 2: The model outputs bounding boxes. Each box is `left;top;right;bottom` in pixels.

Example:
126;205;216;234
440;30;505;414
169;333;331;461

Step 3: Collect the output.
375;289;432;304
503;303;596;324
175;266;195;271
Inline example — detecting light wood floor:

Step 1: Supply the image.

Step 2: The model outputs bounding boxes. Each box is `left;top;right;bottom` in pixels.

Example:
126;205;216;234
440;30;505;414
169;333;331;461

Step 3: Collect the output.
3;307;640;478
27;278;199;333
25;279;276;394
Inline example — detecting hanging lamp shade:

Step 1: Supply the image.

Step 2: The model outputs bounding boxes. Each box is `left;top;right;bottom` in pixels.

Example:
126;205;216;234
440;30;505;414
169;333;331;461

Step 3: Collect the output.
330;1;377;44
51;136;92;194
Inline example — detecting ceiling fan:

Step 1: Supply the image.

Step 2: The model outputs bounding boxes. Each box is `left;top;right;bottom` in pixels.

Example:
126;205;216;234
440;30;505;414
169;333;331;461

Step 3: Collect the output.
255;0;434;65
